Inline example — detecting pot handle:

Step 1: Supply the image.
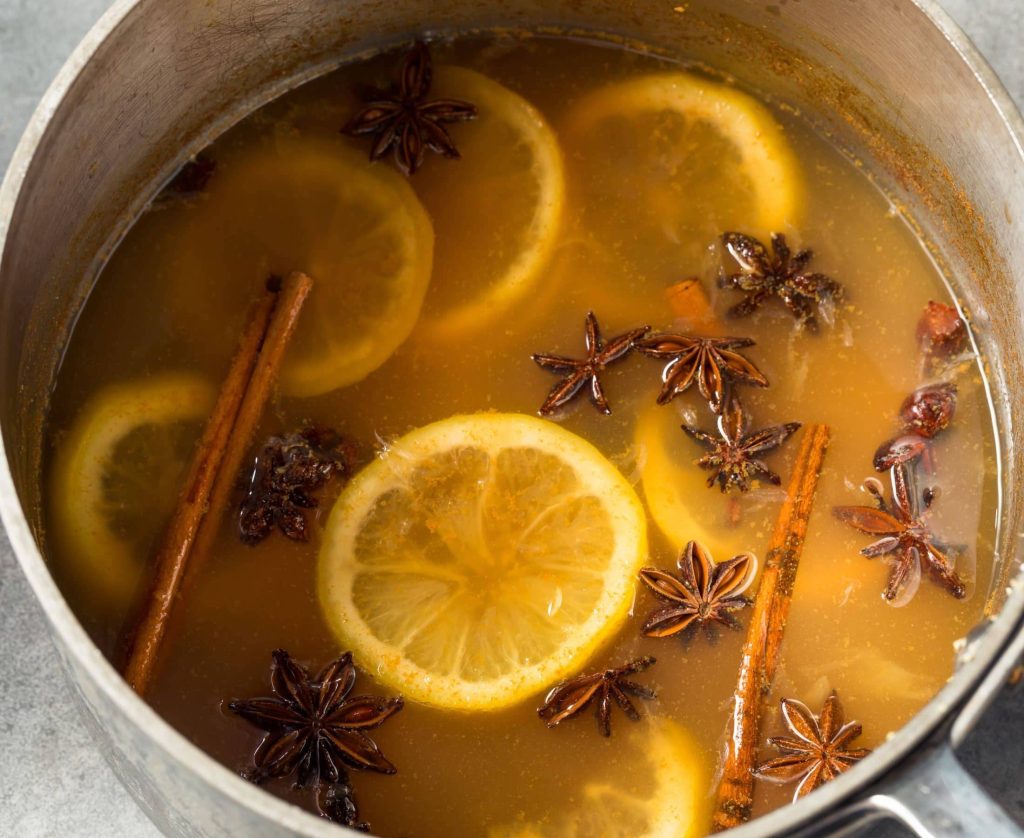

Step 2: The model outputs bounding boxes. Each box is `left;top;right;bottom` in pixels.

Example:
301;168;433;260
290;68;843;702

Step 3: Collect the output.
865;742;1022;837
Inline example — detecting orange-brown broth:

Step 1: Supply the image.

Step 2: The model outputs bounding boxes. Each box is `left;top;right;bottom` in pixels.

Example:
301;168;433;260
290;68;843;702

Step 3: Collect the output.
44;35;997;836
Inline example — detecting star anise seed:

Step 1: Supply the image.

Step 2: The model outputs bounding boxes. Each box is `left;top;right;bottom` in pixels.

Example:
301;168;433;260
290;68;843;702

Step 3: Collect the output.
531;311;649;415
898;382;957;439
719;232;843;332
538;657;657;737
635;333;768;414
754;691;871;801
239;427;357;544
682;398;801;493
638;541;756;640
227;650;403;828
833;462;967;602
342;41;477;175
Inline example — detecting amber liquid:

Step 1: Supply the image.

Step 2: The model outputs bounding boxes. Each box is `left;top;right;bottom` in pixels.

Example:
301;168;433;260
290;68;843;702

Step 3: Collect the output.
45;35;998;836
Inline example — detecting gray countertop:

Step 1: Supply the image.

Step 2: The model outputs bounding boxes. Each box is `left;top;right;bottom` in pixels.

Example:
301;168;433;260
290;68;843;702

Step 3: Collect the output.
1;1;1023;835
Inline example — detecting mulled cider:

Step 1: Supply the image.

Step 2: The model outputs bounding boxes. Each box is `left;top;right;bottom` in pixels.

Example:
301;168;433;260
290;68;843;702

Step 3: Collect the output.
44;34;997;836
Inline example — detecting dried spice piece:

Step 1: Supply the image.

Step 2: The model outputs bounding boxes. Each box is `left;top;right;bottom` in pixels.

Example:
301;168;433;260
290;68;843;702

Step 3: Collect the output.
833;462;967;602
167;154;216;195
898;382;957;439
665;277;723;334
718;232;843;332
917;300;967;362
343;41;477;175
753;691;871;801
228;650;403;828
317;783;368;832
872;383;957;472
538;657;656;737
635;333;768;414
531;311;649;415
239;427;357;544
873;435;930;472
638;541;756;640
682;398;801;493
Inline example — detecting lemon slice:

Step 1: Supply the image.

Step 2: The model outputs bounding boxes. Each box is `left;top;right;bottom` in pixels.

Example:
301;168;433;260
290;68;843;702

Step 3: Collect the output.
317;412;646;710
562;72;801;280
175;137;434;397
49;373;215;609
492;719;707;838
411;67;564;341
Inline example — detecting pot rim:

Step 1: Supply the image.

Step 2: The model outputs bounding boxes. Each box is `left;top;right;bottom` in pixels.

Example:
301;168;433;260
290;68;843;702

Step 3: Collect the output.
1;1;1022;836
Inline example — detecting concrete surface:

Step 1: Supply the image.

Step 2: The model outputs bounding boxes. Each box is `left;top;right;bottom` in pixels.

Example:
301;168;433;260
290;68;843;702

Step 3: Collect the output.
0;1;1022;835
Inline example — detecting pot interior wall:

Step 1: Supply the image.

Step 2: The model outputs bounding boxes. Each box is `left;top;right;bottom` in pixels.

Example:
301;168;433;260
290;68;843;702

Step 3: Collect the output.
1;2;1022;620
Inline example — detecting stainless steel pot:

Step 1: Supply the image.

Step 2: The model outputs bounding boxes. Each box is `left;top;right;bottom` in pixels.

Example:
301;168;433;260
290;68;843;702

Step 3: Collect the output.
2;1;1023;835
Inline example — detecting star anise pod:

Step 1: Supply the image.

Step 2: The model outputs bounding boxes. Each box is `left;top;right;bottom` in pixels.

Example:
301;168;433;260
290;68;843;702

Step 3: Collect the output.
227;650;403;828
531;311;650;415
719;232;843;332
753;691;871;801
833;462;967;602
682;398;801;492
342;41;477;175
873;383;957;472
635;333;768;414
239;427;357;544
638;541;756;640
538;657;656;737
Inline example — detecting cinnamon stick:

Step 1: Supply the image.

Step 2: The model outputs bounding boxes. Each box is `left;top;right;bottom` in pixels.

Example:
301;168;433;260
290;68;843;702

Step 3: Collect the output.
712;423;831;832
122;271;313;695
190;271;312;565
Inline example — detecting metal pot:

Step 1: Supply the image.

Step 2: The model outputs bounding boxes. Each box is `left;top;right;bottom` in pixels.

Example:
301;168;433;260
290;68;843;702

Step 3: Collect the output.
1;1;1022;835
